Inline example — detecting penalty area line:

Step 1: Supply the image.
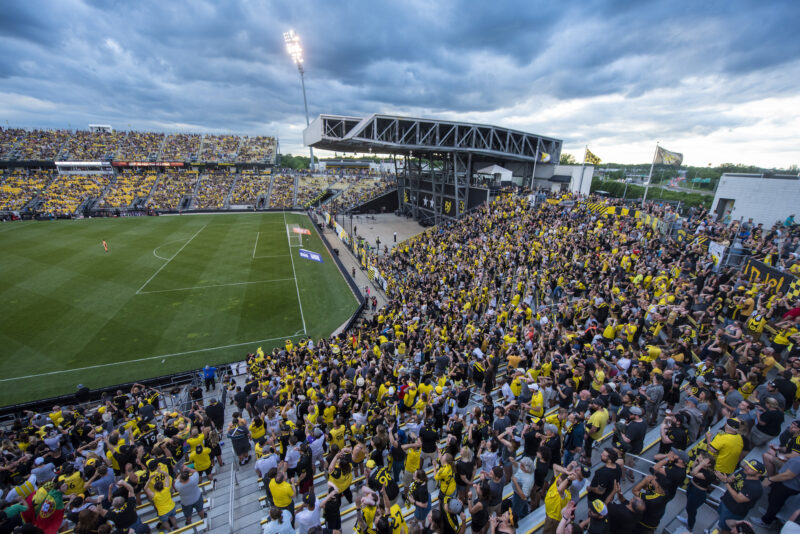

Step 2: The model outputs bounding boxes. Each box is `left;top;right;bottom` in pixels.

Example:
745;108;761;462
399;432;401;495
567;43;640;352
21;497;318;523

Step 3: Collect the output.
0;333;306;383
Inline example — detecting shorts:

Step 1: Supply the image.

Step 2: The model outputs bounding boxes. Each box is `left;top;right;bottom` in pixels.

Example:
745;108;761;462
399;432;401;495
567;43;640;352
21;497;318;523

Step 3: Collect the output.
717;500;744;531
182;496;204;520
324;510;342;530
158;507;177;523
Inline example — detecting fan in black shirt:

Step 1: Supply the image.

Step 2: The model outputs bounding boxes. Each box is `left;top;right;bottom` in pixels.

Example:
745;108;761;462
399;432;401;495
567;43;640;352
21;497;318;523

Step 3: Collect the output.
587;449;622;503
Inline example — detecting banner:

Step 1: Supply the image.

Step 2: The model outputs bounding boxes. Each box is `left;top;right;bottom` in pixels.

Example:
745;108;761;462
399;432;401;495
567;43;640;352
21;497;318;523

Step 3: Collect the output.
298;249;323;263
742;258;797;294
708;241;726;271
111;161;184;167
654;146;683;167
292;227;311;235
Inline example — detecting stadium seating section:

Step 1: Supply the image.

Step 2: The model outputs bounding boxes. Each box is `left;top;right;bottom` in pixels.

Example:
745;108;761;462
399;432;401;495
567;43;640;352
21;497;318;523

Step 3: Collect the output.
146;168;200;210
99;169;158;208
0;169;56;210
2;193;799;534
194;169;237;209
40;174;111;214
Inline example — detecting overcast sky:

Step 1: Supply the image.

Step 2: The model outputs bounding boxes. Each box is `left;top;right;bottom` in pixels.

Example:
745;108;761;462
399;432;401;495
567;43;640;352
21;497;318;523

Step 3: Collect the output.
1;0;799;167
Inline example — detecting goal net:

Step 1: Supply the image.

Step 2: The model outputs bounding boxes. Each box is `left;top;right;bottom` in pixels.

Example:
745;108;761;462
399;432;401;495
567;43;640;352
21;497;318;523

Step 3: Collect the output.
287;224;303;247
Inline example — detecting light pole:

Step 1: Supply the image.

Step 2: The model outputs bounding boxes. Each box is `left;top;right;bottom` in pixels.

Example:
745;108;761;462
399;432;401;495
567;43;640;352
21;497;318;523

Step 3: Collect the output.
283;30;314;171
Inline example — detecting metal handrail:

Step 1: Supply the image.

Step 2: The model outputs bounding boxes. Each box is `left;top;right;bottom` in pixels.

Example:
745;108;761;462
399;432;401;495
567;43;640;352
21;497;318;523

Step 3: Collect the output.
228;460;239;534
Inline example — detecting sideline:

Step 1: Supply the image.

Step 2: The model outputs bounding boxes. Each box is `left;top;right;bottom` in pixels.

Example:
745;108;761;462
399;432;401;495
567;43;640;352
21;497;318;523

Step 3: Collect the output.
0;333;305;383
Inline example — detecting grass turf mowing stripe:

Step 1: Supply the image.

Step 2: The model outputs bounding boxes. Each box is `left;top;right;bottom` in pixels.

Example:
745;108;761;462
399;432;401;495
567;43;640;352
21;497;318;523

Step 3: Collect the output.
0;213;358;406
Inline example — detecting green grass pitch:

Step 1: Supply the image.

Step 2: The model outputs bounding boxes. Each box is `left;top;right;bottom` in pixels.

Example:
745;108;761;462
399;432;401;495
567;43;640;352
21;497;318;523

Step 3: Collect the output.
0;212;359;406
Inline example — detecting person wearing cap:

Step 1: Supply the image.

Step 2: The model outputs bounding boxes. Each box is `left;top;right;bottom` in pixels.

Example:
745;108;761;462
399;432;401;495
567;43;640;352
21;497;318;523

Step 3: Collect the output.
715;459;764;534
615;405;647;482
707;419;744;475
562;412;585;466
676;450;717;530
754;452;800;528
579;499;609;534
651;448;687;500
294;491;323;534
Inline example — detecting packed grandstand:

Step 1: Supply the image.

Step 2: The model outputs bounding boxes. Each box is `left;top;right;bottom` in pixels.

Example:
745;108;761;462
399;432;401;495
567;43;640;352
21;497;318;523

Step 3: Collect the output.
0;127;396;217
1;189;799;534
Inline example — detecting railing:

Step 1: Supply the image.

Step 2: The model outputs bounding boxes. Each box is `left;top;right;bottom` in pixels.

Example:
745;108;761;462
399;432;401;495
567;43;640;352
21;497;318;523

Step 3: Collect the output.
228;460;239;534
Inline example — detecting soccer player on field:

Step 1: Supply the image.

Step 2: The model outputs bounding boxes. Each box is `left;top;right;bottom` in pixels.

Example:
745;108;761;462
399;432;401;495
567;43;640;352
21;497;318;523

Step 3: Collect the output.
102;240;108;252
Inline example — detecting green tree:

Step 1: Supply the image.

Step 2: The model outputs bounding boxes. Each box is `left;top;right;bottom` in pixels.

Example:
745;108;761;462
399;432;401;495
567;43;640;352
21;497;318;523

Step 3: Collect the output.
279;153;318;170
559;153;576;165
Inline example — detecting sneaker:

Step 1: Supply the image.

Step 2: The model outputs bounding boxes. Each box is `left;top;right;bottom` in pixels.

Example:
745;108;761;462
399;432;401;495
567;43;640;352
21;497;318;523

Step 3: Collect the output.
676;516;688;526
751;518;772;528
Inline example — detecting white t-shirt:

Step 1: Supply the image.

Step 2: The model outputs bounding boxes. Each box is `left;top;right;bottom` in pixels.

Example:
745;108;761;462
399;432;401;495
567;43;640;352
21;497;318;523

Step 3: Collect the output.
255;454;278;479
295;502;321;534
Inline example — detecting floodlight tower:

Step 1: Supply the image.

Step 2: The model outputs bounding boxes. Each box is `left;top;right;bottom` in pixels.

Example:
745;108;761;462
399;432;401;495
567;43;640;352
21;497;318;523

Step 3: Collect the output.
283;30;314;171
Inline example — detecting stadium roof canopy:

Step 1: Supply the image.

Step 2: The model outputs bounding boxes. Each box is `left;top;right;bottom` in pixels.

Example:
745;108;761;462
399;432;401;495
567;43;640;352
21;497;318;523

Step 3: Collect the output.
303;114;562;163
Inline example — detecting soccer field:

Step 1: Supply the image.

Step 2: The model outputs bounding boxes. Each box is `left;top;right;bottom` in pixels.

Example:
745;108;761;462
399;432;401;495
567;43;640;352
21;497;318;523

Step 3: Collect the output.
0;212;359;406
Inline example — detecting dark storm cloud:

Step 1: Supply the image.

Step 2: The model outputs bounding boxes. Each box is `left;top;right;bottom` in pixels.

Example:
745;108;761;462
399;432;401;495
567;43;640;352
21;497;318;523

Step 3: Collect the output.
0;0;798;163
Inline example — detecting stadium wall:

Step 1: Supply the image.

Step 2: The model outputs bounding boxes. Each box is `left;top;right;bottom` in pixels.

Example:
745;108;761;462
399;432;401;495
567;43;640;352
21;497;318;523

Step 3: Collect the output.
711;173;800;226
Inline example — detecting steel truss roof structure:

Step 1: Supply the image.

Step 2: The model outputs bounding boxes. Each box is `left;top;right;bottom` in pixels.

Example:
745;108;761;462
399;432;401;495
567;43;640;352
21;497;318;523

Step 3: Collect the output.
304;114;561;163
304;114;562;224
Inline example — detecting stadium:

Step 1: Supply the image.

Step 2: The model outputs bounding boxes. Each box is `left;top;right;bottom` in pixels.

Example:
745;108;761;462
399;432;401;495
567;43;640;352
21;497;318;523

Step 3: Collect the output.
2;4;800;534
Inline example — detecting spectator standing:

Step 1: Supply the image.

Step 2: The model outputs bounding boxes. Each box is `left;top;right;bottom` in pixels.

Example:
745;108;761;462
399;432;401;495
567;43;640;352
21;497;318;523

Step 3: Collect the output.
203;366;217;392
174;467;205;527
754;454;800;527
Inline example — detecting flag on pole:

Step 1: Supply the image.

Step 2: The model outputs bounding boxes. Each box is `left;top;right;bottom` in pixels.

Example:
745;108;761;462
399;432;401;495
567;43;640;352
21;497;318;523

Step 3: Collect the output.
539;152;551;163
584;148;601;165
654;146;683;166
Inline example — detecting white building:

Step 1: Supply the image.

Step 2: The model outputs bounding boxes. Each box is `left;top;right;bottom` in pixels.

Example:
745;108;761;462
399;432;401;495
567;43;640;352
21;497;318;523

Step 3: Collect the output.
711;173;800;226
533;164;593;195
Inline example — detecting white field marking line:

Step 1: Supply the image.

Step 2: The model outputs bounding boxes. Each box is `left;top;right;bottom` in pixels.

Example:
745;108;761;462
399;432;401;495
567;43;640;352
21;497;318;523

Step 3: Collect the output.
138;278;295;294
136;223;207;295
284;212;307;335
0;332;306;383
152;239;187;261
252;231;260;259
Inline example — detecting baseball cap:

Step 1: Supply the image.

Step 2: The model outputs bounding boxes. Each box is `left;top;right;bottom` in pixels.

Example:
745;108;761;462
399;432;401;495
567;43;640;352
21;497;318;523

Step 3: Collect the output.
532;384;540;391
591;499;608;516
34;457;44;466
581;466;591;478
726;418;740;429
629;406;643;416
303;493;316;506
742;459;765;475
670;447;690;464
686;396;700;405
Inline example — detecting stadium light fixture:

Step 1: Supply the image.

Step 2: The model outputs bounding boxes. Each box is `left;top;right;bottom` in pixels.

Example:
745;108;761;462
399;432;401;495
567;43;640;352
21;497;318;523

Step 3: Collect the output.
283;30;314;171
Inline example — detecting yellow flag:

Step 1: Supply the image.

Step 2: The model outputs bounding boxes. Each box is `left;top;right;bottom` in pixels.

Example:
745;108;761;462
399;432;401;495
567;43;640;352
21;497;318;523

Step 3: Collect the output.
584;148;601;165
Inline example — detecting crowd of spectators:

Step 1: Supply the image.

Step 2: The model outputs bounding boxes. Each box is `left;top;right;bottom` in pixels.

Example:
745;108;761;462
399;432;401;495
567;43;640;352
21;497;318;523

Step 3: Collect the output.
198;136;239;163
0;128;278;164
115;132;165;161
268;175;295;208
194;170;237;209
40;174;111;215
60;132;126;162
296;176;334;208
0;169;57;210
100;170;158;209
236;137;277;164
147;169;200;211
1;192;799;534
0;128;28;159
0;381;224;534
327;176;396;212
229;171;272;206
160;135;202;162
